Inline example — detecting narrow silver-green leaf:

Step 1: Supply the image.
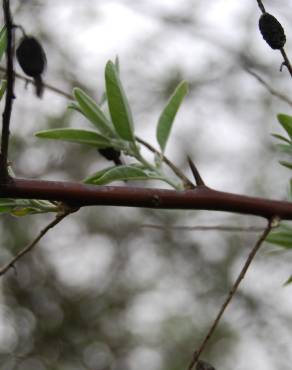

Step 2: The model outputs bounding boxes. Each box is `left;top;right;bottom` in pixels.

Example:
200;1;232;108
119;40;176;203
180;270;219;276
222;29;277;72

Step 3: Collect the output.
284;275;292;286
0;199;17;213
0;26;7;62
83;165;116;184
73;88;114;136
271;133;291;144
276;143;292;154
114;56;120;74
68;101;82;113
35;128;111;148
279;160;292;170
84;165;152;185
277;114;292;140
156;80;188;152
0;205;14;213
105;60;135;142
266;224;292;249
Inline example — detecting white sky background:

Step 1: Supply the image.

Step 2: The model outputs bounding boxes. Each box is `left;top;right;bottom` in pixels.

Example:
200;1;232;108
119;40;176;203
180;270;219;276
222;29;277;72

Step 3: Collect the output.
12;0;292;195
2;1;292;370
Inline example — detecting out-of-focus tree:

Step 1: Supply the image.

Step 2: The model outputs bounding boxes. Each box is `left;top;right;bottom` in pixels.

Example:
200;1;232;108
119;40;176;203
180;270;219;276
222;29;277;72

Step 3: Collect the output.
0;1;292;370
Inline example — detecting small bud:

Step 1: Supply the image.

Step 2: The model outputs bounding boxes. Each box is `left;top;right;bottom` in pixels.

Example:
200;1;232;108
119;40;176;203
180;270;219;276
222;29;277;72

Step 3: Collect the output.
16;36;47;97
259;13;286;50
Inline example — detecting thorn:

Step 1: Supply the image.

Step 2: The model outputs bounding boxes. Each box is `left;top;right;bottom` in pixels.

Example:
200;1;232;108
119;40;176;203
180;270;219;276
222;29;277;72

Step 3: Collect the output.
187;156;205;186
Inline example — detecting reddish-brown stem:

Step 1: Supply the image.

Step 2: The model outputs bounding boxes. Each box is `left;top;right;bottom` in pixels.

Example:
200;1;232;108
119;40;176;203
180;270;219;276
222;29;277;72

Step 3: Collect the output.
1;178;292;220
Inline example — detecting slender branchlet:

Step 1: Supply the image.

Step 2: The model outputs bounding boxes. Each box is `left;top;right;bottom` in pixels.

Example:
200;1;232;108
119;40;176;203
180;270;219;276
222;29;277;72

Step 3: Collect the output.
186;217;277;370
0;0;14;181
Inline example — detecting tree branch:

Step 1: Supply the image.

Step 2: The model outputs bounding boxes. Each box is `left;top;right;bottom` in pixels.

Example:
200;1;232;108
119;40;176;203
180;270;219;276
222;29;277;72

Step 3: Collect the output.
0;0;14;181
0;66;73;100
245;68;292;107
187;217;276;370
1;178;292;220
136;136;195;189
0;208;73;277
142;224;265;232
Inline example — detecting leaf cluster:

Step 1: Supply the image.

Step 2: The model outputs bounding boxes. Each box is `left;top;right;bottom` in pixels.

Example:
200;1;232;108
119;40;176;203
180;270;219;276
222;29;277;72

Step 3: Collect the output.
35;59;188;189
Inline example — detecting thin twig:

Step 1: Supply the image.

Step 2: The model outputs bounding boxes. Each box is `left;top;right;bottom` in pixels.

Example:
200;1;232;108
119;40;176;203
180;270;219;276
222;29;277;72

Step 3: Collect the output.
0;66;73;100
0;209;72;277
0;0;14;181
186;217;277;370
141;224;265;232
136;136;195;189
280;48;292;79
256;0;266;13
245;68;292;107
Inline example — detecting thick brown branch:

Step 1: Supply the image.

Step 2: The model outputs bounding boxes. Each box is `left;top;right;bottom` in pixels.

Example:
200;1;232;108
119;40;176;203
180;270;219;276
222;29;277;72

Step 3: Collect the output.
1;178;292;220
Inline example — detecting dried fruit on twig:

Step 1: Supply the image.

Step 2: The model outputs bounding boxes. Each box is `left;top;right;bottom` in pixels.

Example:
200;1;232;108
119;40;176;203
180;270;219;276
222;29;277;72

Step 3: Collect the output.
98;147;122;165
259;13;286;50
16;36;47;97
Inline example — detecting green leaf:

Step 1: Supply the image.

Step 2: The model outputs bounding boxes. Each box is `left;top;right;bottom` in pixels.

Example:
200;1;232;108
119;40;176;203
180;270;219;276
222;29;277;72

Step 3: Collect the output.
35;128;112;148
156;80;188;152
276;144;292;154
279;160;292;170
284;275;292;286
99;91;107;106
83;166;116;184
0;198;16;214
114;56;120;74
84;165;154;185
68;101;82;113
105;60;135;142
277;114;292;140
266;224;292;249
0;26;7;62
73;88;114;136
271;133;291;144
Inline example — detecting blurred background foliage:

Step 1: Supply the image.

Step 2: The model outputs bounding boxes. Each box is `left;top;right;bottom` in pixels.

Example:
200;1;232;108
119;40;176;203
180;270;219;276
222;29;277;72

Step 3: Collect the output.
0;1;292;369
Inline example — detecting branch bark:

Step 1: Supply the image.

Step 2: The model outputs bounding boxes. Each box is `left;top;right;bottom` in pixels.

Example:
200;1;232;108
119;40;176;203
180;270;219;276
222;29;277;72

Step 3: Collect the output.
1;178;292;220
0;0;15;181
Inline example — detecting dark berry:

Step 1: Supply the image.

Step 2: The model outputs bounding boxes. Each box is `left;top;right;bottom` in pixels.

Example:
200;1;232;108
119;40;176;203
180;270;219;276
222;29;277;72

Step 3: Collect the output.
259;13;286;50
98;148;122;165
16;36;47;97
